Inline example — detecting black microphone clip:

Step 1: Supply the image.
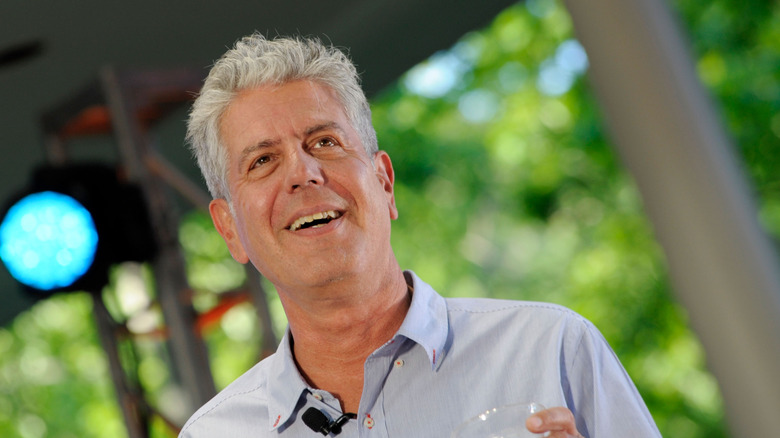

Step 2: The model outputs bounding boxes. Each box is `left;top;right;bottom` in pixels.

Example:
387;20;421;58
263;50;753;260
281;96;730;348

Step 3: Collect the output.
302;407;353;436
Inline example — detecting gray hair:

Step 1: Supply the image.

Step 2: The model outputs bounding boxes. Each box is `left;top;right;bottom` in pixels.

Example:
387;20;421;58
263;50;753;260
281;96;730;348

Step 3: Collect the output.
186;33;378;201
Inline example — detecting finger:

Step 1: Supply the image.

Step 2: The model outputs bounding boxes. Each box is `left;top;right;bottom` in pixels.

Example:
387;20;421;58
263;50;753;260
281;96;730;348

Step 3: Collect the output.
526;407;579;435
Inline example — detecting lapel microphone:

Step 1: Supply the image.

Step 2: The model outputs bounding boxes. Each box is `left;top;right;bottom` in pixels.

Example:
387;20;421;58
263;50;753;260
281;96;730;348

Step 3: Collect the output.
302;407;354;435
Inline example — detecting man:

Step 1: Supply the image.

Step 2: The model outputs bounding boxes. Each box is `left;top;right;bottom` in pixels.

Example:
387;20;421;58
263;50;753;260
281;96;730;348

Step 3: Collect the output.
180;33;660;437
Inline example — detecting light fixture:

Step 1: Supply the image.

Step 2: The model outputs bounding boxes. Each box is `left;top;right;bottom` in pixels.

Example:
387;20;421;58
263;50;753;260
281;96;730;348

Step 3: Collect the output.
0;163;157;294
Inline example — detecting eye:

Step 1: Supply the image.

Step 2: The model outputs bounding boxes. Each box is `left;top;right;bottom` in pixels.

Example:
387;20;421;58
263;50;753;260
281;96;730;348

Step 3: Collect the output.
251;154;273;168
312;137;338;149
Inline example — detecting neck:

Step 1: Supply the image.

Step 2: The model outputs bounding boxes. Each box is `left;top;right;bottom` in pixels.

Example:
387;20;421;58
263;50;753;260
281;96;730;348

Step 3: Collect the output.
279;266;411;413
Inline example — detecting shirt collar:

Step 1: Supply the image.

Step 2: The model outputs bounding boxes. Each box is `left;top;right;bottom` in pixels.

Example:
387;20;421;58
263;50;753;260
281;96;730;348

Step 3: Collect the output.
395;270;450;371
264;270;451;430
265;330;310;431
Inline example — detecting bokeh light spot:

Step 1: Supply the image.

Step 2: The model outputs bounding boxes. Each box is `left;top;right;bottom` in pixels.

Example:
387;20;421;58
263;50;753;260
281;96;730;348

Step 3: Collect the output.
0;191;98;290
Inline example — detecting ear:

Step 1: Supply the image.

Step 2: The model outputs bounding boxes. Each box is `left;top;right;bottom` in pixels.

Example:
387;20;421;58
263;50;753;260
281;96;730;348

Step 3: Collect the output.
209;198;250;264
373;150;398;220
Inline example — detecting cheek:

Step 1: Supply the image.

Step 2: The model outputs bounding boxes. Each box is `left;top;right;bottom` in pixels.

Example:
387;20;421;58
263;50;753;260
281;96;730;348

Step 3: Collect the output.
234;186;281;235
232;195;262;232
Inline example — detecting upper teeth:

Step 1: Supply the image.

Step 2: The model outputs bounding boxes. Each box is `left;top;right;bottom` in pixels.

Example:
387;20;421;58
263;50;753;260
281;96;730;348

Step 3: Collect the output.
289;210;340;231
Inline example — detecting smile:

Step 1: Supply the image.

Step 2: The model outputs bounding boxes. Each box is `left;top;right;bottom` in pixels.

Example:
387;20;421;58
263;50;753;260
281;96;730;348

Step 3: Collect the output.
288;210;342;231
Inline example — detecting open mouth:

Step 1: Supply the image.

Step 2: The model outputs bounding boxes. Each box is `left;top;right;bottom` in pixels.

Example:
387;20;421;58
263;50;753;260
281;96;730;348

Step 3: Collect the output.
288;210;342;231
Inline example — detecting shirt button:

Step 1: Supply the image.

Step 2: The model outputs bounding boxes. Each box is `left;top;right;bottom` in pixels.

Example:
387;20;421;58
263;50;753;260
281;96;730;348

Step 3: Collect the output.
394;359;404;368
364;416;375;429
312;393;323;401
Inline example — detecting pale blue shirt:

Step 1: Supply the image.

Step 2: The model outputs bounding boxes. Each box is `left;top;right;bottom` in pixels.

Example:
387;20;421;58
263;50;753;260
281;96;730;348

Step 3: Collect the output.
180;271;660;437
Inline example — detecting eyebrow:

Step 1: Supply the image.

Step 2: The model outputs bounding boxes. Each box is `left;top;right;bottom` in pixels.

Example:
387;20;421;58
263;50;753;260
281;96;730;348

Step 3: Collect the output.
305;121;342;137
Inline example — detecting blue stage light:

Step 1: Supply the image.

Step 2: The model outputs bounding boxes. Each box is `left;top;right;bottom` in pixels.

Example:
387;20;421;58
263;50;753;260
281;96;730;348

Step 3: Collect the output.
0;191;99;291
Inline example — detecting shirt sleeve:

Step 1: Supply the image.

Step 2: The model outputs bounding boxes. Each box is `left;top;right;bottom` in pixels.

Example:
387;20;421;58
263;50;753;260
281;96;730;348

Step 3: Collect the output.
565;320;662;437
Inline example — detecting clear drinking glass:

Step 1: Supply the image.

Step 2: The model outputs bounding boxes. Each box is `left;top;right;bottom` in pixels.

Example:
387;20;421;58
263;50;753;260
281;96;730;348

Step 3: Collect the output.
451;402;546;438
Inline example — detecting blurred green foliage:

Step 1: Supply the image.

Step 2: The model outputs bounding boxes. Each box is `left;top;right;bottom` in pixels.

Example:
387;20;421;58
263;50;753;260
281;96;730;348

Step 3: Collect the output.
0;294;125;438
1;0;778;436
375;2;729;436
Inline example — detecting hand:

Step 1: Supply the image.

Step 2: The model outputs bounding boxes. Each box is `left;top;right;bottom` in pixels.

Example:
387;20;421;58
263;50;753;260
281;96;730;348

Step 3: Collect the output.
525;407;585;438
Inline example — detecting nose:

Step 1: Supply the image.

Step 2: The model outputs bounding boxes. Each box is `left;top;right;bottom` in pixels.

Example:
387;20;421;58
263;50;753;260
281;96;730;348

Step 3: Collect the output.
285;148;324;191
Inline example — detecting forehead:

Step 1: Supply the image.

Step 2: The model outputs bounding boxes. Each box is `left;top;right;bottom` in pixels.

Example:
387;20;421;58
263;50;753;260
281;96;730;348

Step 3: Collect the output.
221;80;345;132
217;80;359;172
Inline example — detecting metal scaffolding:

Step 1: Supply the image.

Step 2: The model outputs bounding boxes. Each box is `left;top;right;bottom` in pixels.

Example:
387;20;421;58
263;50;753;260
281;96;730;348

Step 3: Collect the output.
39;67;278;436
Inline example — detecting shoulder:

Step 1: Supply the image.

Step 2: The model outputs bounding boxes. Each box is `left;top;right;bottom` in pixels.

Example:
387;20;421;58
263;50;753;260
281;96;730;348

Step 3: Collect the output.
444;298;596;352
409;271;586;326
179;354;274;436
446;297;590;327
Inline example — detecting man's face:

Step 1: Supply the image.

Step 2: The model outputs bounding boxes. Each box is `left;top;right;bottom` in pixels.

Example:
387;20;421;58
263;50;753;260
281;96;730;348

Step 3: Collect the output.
210;80;398;295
